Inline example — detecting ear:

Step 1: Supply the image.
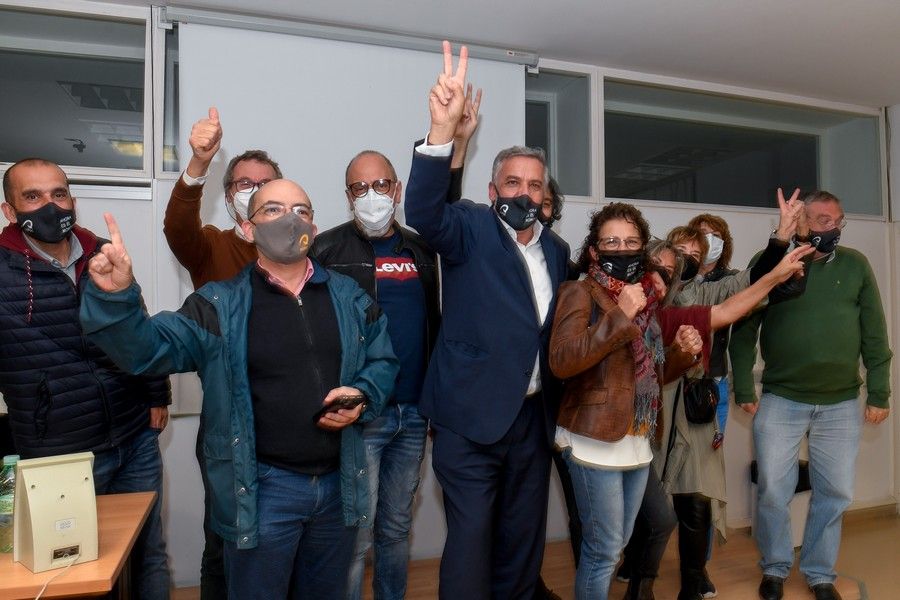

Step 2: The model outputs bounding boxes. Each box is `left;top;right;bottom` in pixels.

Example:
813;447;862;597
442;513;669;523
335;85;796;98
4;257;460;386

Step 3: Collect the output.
588;244;599;263
393;180;403;205
240;219;255;243
345;189;356;211
1;202;16;223
488;182;498;204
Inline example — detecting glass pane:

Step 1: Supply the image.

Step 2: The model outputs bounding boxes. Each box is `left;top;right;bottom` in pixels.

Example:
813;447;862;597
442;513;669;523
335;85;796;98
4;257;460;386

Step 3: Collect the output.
604;81;882;215
163;24;180;172
0;8;146;170
526;70;591;196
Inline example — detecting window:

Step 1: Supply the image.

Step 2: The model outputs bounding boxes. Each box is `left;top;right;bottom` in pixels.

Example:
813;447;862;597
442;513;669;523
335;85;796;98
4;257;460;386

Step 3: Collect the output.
604;81;883;215
526;70;591;197
162;23;180;172
0;8;148;173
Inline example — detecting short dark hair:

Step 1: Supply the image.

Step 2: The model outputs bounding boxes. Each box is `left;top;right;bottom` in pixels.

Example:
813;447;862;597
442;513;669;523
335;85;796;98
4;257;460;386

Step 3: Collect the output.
575;202;651;274
345;150;398;185
687;213;733;269
666;226;709;264
3;158;68;207
222;150;282;192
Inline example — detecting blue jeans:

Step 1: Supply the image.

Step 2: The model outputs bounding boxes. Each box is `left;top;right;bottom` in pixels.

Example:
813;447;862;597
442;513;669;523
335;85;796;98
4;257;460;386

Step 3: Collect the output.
564;451;649;600
347;403;427;600
753;393;861;586
93;427;170;600
224;464;357;599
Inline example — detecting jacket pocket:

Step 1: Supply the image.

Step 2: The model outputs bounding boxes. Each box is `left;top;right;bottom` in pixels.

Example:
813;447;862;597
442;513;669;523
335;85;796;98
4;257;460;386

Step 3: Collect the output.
34;372;51;440
203;432;236;527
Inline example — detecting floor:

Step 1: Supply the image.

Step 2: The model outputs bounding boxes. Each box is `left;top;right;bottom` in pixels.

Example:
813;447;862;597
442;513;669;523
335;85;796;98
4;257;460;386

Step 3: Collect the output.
172;507;899;599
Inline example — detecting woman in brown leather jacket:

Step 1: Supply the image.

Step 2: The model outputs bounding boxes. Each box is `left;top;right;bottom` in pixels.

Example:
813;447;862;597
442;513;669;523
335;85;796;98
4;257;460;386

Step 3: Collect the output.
549;203;812;600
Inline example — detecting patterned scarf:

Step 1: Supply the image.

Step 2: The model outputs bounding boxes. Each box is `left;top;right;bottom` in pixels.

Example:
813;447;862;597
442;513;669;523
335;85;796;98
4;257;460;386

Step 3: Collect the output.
588;264;665;438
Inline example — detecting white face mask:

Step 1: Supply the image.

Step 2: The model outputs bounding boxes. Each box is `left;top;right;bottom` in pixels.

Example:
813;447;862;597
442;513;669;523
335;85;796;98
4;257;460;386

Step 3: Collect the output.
353;188;395;238
704;232;724;265
229;190;253;241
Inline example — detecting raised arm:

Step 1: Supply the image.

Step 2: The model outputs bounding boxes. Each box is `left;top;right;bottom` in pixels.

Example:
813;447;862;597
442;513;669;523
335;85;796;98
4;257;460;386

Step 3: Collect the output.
708;244;814;330
162;107;224;280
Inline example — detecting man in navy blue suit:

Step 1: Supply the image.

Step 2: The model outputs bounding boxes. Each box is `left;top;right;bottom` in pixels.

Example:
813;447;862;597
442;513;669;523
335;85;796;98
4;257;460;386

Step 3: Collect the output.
405;42;570;599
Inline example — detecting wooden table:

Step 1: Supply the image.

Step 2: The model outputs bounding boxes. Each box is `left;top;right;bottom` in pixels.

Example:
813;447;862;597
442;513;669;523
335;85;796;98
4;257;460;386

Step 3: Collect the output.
0;491;155;600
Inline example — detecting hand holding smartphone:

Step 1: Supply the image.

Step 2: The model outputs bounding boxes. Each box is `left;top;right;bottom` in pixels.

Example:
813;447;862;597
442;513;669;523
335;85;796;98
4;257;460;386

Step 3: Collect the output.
312;393;365;422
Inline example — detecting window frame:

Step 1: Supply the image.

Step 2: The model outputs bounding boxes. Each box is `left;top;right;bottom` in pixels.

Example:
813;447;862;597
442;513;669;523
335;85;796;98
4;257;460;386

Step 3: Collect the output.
0;0;154;182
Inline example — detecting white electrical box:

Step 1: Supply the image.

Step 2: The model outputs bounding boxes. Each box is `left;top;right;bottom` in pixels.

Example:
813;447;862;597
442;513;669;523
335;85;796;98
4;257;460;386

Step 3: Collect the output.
13;452;98;573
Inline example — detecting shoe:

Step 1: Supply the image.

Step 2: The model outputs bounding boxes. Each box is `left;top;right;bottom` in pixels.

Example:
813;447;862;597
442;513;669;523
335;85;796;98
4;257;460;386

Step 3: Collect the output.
624;578;656;600
700;570;717;598
534;577;562;600
810;583;842;600
758;575;784;600
616;562;631;583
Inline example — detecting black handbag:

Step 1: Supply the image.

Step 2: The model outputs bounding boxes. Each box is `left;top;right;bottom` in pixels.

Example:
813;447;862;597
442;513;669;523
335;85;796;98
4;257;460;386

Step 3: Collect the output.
681;376;719;425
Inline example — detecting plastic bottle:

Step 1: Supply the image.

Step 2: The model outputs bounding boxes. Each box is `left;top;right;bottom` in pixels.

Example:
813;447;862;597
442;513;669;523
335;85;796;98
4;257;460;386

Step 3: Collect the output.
0;454;19;553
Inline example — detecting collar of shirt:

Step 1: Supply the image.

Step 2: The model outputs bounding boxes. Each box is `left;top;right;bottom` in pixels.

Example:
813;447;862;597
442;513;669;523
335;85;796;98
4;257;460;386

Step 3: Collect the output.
255;259;315;296
24;233;83;270
497;213;544;249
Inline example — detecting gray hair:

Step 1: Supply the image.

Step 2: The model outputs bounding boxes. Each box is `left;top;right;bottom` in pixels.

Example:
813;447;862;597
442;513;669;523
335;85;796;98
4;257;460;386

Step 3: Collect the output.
491;146;549;186
801;190;841;206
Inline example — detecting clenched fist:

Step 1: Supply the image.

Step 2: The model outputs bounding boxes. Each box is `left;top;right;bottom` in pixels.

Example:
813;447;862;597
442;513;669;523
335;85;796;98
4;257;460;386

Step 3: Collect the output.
617;283;647;320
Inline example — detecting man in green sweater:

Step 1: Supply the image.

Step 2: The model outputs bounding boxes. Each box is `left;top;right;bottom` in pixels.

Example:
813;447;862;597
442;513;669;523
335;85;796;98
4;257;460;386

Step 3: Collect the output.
730;191;891;600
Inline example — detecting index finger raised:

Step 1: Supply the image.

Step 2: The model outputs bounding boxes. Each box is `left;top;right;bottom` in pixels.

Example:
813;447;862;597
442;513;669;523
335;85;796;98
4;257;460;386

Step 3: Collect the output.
103;212;124;246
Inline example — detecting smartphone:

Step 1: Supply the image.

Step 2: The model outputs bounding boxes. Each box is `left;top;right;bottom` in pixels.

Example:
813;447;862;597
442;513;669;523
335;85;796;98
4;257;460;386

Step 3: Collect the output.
312;394;365;422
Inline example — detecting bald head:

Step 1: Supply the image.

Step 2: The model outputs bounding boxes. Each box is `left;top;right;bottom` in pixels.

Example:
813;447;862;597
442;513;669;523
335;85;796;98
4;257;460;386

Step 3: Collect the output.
248;179;313;218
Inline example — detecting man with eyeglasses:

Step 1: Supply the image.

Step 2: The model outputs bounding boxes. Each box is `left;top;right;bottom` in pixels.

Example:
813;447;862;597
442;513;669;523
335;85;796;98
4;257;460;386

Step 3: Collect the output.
81;178;399;599
0;158;171;599
311;149;439;600
730;191;891;600
164;106;283;289
404;43;570;599
162;107;283;599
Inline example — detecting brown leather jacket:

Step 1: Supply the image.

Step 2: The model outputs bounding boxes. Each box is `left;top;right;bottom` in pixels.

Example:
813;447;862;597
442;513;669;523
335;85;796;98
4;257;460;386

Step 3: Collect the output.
549;278;696;442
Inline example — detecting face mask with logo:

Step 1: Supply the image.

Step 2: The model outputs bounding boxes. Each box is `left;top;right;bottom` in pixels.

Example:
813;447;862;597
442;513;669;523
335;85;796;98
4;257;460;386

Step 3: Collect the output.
353;189;395;238
495;194;539;231
680;255;700;282
17;202;76;243
704;233;724;265
251;212;315;264
809;228;841;254
596;250;646;284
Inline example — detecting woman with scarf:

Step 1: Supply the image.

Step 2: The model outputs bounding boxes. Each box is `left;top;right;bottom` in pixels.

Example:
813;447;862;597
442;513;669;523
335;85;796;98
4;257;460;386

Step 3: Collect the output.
549;203;812;600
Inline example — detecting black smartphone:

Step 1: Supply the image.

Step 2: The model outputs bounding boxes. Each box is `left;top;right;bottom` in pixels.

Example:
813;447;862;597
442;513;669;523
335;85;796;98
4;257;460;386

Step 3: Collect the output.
312;394;365;422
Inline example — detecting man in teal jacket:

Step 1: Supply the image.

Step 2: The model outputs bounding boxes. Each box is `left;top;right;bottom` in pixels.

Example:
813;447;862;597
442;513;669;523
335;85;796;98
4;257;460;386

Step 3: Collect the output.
730;190;891;600
80;179;399;599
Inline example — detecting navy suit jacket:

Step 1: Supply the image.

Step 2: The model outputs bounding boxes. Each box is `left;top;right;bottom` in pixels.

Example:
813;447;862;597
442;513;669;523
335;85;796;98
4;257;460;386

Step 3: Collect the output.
405;149;570;445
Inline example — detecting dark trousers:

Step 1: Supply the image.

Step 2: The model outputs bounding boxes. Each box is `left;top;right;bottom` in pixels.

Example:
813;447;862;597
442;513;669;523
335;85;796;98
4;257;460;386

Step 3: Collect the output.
552;447;582;567
195;420;227;600
432;395;551;600
621;468;678;580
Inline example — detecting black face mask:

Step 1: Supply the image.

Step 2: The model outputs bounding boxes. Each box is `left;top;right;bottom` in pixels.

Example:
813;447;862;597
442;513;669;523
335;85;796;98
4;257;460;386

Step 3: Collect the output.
16;202;75;243
494;194;539;231
596;250;646;284
538;212;555;228
680;255;700;282
653;265;673;288
809;228;841;254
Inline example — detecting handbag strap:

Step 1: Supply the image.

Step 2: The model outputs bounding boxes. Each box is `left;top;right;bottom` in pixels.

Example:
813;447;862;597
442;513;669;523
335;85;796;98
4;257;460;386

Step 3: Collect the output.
661;376;686;481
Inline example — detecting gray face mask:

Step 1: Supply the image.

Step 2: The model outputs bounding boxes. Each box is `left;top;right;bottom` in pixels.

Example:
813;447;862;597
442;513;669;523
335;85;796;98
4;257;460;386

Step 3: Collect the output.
251;213;315;264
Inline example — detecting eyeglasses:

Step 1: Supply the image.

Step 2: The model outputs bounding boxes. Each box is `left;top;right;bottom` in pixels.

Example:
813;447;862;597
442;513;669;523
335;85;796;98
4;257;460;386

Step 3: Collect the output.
229;178;273;193
249;201;314;222
347;178;394;198
598;236;643;251
811;215;847;230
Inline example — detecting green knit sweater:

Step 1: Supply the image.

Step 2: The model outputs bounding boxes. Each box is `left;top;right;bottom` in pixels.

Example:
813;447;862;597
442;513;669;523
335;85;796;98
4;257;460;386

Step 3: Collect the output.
729;246;891;408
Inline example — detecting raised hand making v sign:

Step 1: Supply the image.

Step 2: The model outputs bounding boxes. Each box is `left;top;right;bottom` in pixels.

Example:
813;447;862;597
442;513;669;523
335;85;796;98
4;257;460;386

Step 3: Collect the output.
427;41;469;146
